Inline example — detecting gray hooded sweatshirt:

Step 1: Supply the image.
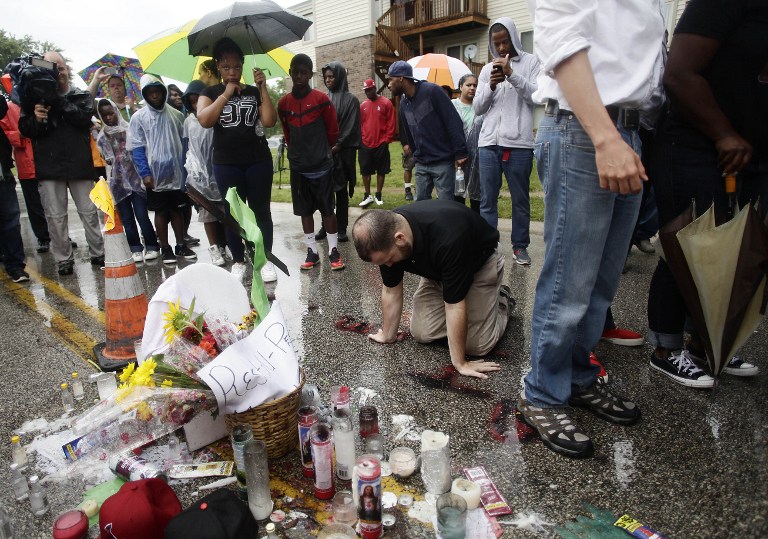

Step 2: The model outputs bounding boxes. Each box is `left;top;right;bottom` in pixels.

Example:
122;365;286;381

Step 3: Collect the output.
473;17;541;149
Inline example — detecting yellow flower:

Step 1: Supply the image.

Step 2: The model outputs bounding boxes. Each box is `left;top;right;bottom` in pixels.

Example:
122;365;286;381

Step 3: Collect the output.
118;362;136;383
135;401;154;421
162;299;188;344
161;379;173;388
115;385;133;402
129;358;157;387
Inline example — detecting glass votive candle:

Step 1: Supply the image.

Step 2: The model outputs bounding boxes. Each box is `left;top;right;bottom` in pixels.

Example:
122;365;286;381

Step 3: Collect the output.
365;433;385;460
318;523;357;538
358;406;379;438
52;509;88;539
133;339;143;362
332;490;357;527
436;492;467;539
388;446;417;478
90;372;118;400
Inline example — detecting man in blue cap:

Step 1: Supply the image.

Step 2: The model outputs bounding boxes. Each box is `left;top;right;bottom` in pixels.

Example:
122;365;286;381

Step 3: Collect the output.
387;61;467;201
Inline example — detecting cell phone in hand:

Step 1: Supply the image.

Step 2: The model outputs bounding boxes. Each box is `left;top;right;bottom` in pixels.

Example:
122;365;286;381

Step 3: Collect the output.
493;65;503;74
104;67;120;76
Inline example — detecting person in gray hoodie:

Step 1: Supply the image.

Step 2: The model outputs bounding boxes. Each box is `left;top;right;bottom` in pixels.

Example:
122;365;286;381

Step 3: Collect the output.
474;17;541;266
317;61;361;243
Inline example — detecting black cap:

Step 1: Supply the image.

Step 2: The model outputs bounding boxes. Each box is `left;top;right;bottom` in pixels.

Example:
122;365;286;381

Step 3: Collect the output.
164;489;258;539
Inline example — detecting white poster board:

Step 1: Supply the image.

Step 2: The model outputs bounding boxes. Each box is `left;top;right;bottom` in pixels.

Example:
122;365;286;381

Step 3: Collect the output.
197;301;300;414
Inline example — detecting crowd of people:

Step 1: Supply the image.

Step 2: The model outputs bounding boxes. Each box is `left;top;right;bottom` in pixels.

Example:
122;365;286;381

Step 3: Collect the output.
0;0;765;460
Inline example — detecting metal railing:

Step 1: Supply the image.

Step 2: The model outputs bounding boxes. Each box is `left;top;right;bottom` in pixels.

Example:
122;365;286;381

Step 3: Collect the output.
388;0;487;32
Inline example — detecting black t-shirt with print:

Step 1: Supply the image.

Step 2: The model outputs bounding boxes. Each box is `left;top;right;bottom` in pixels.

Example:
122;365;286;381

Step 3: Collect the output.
379;200;499;304
667;0;768;162
201;84;271;165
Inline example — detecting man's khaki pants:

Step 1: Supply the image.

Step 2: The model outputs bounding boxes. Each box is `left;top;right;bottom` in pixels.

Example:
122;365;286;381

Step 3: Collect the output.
409;251;508;355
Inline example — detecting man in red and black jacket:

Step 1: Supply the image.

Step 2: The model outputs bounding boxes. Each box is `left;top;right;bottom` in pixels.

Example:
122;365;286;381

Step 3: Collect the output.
278;54;344;271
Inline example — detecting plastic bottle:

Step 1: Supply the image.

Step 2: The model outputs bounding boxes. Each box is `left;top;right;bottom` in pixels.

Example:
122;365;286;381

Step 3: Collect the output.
332;409;355;481
108;452;168;482
70;372;84;400
264;523;279;538
10;463;29;501
10;437;27;471
0;506;13;539
60;383;75;412
167;434;181;464
454;168;466;197
28;476;49;516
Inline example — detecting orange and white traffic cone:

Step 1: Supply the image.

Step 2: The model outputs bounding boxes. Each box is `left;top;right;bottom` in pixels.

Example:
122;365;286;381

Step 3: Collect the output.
93;210;148;371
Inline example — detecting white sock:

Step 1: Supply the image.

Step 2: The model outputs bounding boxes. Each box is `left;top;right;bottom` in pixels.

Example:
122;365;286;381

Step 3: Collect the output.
404;183;412;189
327;233;338;253
305;233;317;254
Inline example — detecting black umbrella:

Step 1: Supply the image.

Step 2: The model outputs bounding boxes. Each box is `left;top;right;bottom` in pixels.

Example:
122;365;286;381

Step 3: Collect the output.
187;0;312;57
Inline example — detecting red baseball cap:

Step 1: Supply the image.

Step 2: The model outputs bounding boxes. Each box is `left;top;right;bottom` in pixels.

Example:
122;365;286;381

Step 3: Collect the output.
363;78;376;90
99;479;181;539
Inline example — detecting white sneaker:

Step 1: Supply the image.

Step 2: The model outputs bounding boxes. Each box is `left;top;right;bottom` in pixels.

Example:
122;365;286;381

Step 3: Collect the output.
143;250;159;261
359;194;375;207
231;262;247;283
374;193;384;205
219;246;232;262
260;261;277;283
132;251;143;263
208;245;225;266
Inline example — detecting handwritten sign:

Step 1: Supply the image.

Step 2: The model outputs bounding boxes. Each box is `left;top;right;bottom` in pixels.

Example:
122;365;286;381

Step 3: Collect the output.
197;301;300;414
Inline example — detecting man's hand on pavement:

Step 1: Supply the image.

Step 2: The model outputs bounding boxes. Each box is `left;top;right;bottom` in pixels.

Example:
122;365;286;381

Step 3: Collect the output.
368;328;397;344
454;359;501;380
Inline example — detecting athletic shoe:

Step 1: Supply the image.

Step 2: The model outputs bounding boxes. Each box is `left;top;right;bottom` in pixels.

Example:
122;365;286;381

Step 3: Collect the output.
405;187;414;201
512;248;531;266
162;246;176;265
499;284;516;314
36;239;50;253
144;249;159;261
219;246;232;262
90;256;105;267
301;248;320;270
329;247;345;270
132;252;144;264
231;262;247;283
633;239;655;254
686;349;759;378
589;352;608;383
649;350;714;388
570;380;640;425
315;227;327;241
517;398;594;458
261;261;277;283
58;261;74;275
374;192;384;205
175;244;197;260
359;194;375;207
208;245;225;267
9;269;30;283
184;234;200;246
338;230;349;243
601;327;644;347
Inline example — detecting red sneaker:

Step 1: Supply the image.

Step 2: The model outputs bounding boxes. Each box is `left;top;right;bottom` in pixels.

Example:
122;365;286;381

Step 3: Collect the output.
590;352;608;383
329;247;345;271
300;248;320;270
601;327;643;347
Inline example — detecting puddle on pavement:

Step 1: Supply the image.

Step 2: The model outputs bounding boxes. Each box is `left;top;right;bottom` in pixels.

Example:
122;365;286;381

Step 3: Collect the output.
406;366;493;398
489;399;536;443
335;314;409;341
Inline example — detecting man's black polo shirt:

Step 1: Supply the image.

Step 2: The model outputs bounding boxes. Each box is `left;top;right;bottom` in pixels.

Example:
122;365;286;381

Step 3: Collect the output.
379;200;500;304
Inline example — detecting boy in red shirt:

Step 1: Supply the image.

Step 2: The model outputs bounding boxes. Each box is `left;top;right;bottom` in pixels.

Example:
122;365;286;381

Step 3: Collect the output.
358;79;396;207
278;54;344;271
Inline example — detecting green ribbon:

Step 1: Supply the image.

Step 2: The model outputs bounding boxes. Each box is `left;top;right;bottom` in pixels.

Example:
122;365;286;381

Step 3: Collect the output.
225;187;269;322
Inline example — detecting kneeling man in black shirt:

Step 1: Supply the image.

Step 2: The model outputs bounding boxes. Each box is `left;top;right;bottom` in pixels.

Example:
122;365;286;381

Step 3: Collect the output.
352;200;514;379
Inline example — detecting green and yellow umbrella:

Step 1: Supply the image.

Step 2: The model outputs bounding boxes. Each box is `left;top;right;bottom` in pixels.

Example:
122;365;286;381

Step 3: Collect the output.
134;19;291;84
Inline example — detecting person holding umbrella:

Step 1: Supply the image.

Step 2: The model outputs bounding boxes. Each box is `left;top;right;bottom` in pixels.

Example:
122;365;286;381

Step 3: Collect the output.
196;37;278;284
647;0;765;387
87;67;137;121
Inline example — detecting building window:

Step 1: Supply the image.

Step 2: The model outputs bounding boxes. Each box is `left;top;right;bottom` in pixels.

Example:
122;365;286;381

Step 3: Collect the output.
446;45;461;59
303;15;314;42
520;31;533;54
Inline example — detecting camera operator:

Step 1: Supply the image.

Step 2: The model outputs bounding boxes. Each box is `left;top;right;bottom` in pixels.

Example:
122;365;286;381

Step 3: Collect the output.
18;50;104;276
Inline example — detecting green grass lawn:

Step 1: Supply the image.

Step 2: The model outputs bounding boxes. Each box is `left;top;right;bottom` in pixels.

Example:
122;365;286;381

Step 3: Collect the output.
270;145;544;222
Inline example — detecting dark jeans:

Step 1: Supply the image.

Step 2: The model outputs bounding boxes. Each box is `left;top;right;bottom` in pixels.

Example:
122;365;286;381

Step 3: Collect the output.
19;179;49;242
647;133;768;349
214;160;273;263
116;193;159;253
0;176;25;272
334;187;349;233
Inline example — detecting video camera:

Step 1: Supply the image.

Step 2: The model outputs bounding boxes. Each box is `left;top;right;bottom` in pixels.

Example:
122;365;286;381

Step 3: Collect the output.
3;54;59;114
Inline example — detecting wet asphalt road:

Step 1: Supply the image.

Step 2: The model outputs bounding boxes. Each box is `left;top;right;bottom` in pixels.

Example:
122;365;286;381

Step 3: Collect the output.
0;190;766;538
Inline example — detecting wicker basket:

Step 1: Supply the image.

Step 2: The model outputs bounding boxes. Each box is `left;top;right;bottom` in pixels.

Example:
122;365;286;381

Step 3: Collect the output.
224;369;306;459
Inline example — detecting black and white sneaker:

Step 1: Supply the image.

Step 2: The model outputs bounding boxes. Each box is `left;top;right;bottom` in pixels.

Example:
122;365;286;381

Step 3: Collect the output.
162;246;176;265
517;398;593;458
175;244;197;260
649;350;714;388
570;381;641;425
9;269;30;283
687;349;759;378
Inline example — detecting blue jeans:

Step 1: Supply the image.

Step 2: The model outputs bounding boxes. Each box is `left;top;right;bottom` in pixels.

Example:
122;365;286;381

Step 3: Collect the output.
479;146;533;249
116;193;159;253
214;160;273;263
0;176;25;273
415;161;455;201
524;113;641;407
